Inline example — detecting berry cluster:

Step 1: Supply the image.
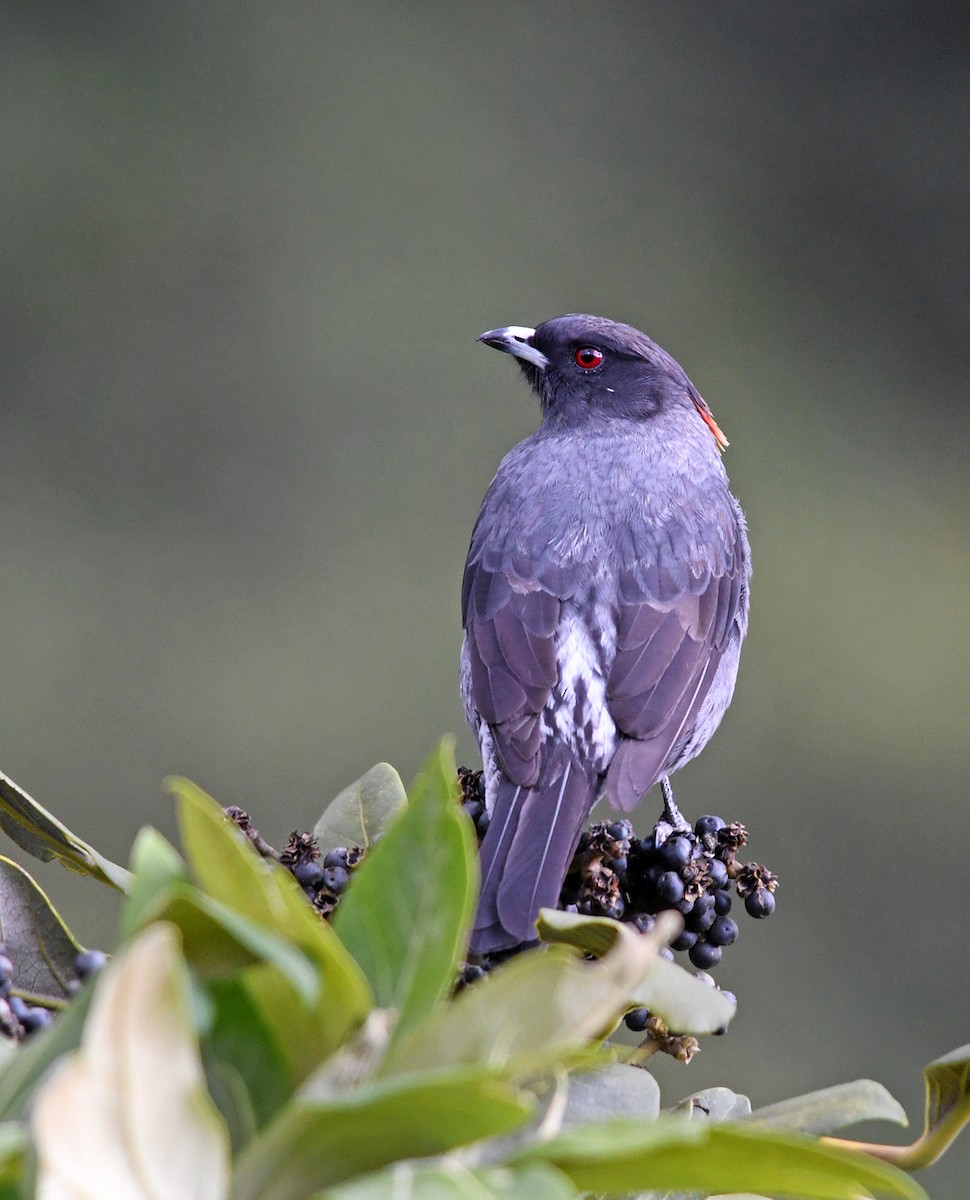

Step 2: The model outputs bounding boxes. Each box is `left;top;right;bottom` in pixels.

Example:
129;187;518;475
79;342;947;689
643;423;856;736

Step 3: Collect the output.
458;768;778;1039
0;945;106;1042
279;829;365;917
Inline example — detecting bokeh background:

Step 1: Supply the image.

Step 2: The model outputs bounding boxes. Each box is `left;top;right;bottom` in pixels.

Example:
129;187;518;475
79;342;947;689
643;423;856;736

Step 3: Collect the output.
3;2;969;1193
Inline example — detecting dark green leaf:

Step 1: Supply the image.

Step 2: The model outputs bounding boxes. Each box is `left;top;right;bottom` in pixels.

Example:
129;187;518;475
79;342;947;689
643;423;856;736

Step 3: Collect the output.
121;825;188;939
0;855;82;1002
382;914;672;1078
320;1160;577;1200
333;740;476;1041
314;763;407;854
753;1079;907;1135
172;776;372;1079
204;977;292;1132
0;770;130;890
538;909;736;1036
231;1068;534;1200
514;1117;927;1200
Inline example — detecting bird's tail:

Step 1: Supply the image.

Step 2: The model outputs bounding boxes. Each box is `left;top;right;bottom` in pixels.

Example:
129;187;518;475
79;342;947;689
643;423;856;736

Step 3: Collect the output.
470;743;597;955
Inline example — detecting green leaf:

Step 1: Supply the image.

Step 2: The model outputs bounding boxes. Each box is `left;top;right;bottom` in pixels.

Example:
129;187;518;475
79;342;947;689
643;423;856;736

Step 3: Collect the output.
332;740;476;1041
0;855;82;1002
0;1124;26;1188
674;1086;752;1122
203;978;291;1133
915;1043;970;1168
143;884;319;1001
514;1117;927;1200
230;1068;534;1200
121;826;188;940
31;923;231;1200
314;763;407;854
172;777;372;1080
0;770;130;890
558;1061;661;1125
320;1161;577;1200
538;909;736;1036
753;1079;908;1135
826;1043;970;1171
382;913;676;1078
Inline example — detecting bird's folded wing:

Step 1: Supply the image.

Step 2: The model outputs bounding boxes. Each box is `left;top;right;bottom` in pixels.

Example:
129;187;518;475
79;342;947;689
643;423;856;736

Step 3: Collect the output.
604;521;746;810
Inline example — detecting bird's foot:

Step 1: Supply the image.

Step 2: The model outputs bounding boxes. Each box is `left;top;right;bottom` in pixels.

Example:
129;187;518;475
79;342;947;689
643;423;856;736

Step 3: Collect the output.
656;776;692;843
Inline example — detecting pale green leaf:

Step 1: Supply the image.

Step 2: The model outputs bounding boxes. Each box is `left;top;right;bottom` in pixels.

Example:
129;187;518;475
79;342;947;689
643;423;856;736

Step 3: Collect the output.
0;770;130;890
514;1117;926;1200
121;826;187;939
753;1079;907;1135
333;740;476;1041
31;923;230;1200
314;763;407;853
382;913;677;1078
538;909;736;1035
674;1086;752;1122
319;1160;576;1200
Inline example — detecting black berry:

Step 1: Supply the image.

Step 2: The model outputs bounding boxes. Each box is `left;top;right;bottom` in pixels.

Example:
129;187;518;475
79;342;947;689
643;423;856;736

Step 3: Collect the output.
745;887;776;919
293;860;324;890
688;940;722;970
75;949;107;980
624;1007;651;1032
707;916;739;947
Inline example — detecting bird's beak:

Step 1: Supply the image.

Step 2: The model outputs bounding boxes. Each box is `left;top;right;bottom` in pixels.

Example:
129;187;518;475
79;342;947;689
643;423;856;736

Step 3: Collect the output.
478;325;550;370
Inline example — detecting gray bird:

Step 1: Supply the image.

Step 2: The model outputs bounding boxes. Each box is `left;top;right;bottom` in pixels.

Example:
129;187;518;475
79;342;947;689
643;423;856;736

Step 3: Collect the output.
461;314;750;955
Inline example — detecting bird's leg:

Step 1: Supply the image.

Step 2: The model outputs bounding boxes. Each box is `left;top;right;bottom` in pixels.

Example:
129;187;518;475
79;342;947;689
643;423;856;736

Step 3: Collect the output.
656;776;692;841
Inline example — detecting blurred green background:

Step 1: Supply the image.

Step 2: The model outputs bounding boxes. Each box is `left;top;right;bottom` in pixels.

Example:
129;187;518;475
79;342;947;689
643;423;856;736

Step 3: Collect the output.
2;2;969;1193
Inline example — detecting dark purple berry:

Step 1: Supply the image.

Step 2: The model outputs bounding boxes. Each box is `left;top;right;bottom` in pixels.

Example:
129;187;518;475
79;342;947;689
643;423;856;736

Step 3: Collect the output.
74;949;107;980
323;847;349;870
745;888;776;919
629;913;655;934
656;871;685;905
685;902;716;933
688;940;722;969
713;889;733;915
671;929;698;951
19;1005;52;1033
695;815;725;838
321;865;350;893
462;799;484;823
624;1007;651;1032
7;995;29;1021
607;855;628;874
293;860;324;889
476;810;491;838
708;859;729;889
708;916;739;947
607;820;633;842
660;835;693;869
0;955;13;983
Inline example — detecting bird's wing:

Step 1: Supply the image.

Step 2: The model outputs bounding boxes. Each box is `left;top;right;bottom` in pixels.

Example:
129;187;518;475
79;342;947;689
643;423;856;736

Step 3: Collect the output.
461;540;566;785
604;506;748;810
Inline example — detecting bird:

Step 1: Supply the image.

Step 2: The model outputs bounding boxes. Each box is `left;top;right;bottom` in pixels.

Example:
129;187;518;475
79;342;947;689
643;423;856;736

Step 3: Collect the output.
460;314;750;955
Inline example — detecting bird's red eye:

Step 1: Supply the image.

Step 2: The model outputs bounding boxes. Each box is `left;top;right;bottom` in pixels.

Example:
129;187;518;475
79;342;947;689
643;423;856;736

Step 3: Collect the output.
574;346;604;369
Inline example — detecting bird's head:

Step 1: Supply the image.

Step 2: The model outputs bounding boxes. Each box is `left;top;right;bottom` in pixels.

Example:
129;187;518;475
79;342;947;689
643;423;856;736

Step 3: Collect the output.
478;313;728;450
